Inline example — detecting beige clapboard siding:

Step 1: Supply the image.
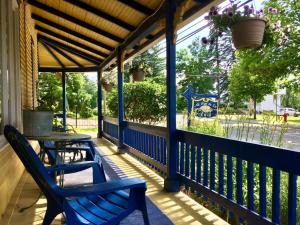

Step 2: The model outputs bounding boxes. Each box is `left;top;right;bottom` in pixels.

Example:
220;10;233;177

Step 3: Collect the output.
0;141;39;223
20;3;38;109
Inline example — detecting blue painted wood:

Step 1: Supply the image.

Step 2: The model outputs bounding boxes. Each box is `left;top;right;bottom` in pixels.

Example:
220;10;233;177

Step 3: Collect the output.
97;70;103;138
191;145;195;180
196;147;201;183
180;142;184;174
210;150;215;190
117;48;124;150
176;129;300;175
236;159;243;206
247;162;254;211
185;143;190;178
288;173;297;225
164;0;179;192
203;148;208;187
227;156;233;200
272;169;280;224
218;153;224;195
259;165;267;217
62;72;67;130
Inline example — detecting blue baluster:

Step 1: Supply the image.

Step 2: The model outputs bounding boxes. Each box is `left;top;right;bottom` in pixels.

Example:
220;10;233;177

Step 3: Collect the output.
219;153;224;195
191;145;195;180
196;147;201;183
203;148;208;187
227;156;233;200
272;169;280;224
259;165;267;217
288;173;297;225
185;143;190;178
247;161;254;211
180;142;184;175
210;150;215;190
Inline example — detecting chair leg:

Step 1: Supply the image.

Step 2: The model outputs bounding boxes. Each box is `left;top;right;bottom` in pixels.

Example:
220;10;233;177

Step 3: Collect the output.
42;204;61;225
141;197;150;225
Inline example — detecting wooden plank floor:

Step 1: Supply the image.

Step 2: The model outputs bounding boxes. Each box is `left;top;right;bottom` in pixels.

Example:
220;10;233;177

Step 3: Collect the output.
95;138;228;225
2;137;228;225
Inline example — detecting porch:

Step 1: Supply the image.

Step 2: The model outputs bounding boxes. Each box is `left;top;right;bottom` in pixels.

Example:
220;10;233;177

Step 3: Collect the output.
2;137;227;225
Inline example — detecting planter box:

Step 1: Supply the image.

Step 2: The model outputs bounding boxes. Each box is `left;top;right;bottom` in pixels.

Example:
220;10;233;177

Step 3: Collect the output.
23;110;53;137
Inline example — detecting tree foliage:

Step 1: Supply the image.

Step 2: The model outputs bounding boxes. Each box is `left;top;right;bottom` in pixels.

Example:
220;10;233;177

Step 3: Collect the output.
107;81;166;124
37;72;97;118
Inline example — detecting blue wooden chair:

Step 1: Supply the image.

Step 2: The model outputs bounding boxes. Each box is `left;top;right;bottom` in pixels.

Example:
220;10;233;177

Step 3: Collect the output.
4;125;150;225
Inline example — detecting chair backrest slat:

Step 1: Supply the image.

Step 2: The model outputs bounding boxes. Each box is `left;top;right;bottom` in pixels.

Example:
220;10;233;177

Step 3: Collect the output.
4;125;61;204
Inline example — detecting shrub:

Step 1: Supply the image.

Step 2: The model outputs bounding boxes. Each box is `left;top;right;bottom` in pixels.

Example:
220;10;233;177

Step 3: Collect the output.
107;81;167;124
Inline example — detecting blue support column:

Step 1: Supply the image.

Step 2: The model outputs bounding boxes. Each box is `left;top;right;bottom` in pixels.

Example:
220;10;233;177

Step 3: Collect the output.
97;69;103;138
62;72;67;130
164;0;179;192
117;47;125;151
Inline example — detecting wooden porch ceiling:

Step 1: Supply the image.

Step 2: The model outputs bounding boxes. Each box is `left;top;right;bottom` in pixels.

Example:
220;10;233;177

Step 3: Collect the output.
27;0;218;71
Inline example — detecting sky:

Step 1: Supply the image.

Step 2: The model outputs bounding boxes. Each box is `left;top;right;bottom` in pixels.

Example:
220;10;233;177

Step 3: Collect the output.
86;0;263;82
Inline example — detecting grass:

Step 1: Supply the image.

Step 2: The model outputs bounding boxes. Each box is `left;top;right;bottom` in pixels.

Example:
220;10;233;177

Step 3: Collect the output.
218;114;300;125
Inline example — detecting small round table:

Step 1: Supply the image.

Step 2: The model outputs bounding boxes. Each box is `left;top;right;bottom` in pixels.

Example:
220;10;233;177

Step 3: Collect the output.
26;132;92;186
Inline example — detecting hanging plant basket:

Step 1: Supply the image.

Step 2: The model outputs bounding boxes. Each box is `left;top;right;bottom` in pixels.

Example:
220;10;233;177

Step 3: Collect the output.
231;18;266;49
133;70;145;82
103;83;113;92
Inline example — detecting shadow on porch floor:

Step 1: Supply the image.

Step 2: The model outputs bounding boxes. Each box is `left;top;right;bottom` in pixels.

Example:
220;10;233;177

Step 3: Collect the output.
2;138;228;225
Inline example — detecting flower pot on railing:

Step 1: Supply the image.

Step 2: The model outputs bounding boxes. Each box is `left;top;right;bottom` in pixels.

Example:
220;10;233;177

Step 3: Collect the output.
231;18;266;49
23;110;53;137
103;83;113;92
133;70;145;82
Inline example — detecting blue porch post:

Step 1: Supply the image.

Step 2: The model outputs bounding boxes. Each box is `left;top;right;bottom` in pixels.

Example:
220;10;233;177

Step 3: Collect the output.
62;72;67;130
164;0;179;192
117;47;125;151
97;69;103;138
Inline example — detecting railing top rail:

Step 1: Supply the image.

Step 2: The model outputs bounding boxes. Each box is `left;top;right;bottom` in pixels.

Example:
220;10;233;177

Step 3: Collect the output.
176;129;300;175
124;121;167;138
103;116;119;125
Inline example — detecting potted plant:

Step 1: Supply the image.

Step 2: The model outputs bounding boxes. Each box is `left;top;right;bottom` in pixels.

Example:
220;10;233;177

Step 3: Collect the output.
203;3;278;49
100;78;113;92
129;62;150;82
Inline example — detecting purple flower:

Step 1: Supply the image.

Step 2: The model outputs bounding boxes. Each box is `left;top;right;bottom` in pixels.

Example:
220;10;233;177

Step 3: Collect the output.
268;7;273;13
204;15;209;20
210;7;216;12
244;5;250;10
201;37;208;45
228;11;233;17
209;11;213;16
210;39;214;44
229;0;235;3
213;10;218;16
218;31;223;37
272;8;278;14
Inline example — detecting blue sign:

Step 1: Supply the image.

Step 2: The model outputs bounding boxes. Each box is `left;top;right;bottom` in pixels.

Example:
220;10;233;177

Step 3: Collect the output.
193;98;218;118
181;84;218;126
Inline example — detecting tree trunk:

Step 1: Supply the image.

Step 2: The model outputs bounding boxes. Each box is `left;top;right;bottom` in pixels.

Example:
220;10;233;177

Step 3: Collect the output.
253;99;257;120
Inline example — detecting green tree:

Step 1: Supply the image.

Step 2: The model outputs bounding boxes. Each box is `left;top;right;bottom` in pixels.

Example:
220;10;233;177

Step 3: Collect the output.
37;72;62;112
229;64;276;119
124;46;165;83
236;0;300;80
107;81;166;124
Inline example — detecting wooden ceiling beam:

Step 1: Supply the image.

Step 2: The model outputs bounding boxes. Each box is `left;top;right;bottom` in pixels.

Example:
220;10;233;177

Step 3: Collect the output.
118;0;154;15
36;25;109;58
38;35;102;65
43;41;83;67
32;14;115;51
27;0;124;43
41;41;65;68
63;0;135;31
39;66;99;73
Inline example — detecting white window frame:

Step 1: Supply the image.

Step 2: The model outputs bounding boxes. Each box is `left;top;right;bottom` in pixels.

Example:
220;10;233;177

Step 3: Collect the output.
0;0;22;149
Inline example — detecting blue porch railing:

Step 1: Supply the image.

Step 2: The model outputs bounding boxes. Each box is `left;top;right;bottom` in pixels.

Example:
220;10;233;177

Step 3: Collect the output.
102;116;119;142
102;117;300;225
